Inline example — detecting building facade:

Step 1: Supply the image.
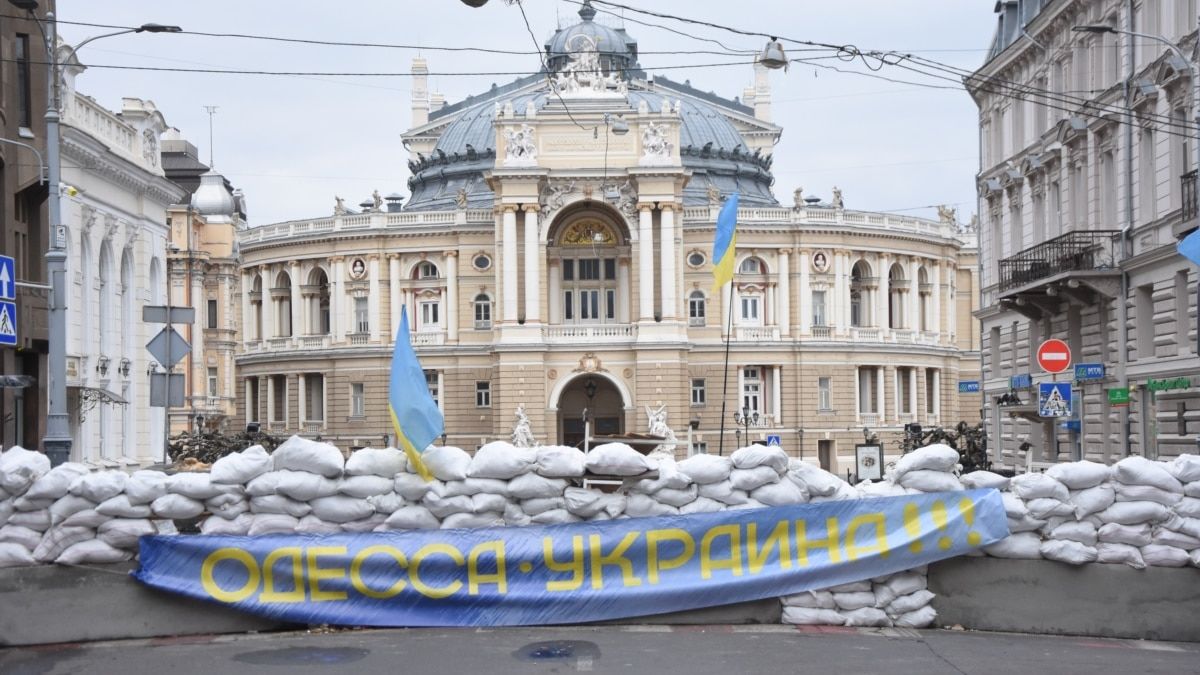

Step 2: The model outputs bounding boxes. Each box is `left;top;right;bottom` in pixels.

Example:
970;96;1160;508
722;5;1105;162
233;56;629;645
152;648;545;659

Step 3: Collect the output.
972;0;1199;467
233;4;981;474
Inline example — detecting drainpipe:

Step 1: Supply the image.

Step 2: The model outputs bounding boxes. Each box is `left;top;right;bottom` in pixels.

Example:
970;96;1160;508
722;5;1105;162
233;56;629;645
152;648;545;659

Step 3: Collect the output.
1118;0;1134;458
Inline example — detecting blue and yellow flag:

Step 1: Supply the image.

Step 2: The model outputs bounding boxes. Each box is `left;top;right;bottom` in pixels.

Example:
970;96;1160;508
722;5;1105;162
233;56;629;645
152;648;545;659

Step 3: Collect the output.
711;192;739;292
389;307;443;481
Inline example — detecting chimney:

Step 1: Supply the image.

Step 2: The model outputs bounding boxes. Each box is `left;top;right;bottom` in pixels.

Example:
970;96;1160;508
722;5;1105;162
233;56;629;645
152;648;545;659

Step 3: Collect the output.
412;57;430;127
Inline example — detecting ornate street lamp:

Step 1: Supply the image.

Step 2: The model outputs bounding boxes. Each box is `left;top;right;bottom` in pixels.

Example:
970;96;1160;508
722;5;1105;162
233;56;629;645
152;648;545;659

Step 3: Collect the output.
732;405;759;448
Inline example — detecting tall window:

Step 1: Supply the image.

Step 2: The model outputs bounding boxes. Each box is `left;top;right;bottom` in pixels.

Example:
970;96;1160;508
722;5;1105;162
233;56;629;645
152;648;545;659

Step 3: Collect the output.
475;381;491;408
16;35;32;128
1177;271;1190;355
354;296;369;333
688;291;706;327
691;378;706;406
420;301;440;330
474;294;492;329
1048;179;1062;237
306;374;324;421
247;378;260;422
817;377;832;411
812;290;827;327
925;368;938;419
898;367;913;414
740;294;761;325
1101;148;1116;226
850;291;862;327
1137;284;1155;359
271;374;287;422
207;368;218;398
1071;159;1087;229
1140;128;1157;222
858;367;878;414
350;383;365;418
1031;186;1045;242
207;299;218;329
425;370;440;407
742;367;762;415
561;257;617;323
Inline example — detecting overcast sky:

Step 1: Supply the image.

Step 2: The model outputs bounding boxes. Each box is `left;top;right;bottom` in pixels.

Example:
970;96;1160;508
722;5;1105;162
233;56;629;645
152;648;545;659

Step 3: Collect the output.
58;1;998;226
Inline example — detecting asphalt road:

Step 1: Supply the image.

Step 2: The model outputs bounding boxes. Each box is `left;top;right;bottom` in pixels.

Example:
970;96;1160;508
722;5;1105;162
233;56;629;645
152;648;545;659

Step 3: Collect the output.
2;625;1198;675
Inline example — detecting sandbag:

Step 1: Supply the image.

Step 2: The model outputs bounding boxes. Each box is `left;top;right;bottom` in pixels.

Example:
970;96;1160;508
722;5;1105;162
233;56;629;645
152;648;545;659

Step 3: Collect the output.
125;471;170;505
585;443;653;476
0;446;51;496
1007;514;1047;533
1168;455;1200;483
1152;528;1200;549
422;493;474;519
151;494;205;520
959;471;1009;491
308;496;374;524
168;473;234;501
8;509;50;532
1001;492;1029;518
781;607;846;625
730;445;788;473
12;496;52;512
888;589;936;615
520;497;566;516
1113;482;1182;506
366;492;406;515
1096;542;1146;569
1095;501;1170;525
1049;521;1097;546
247;513;300;536
95;495;153;519
787;462;845;497
442;512;504;529
206;497;250;520
857;481;911;499
827;580;872;593
271;435;345;478
1040;539;1098;565
273;471;339;502
625;492;678;517
504;502;532;527
33;525;94;562
69;471;127;504
296;514;343;534
891;444;960;478
898;470;963;493
338;475;396;499
0;542;36;568
1162;514;1200;539
628;458;691;493
244;471;287;497
1174;496;1200;519
676;454;733;485
23;463;90;501
55;539;129;565
811;483;858;503
394;473;434;501
345;447;407;478
340;514;387;533
1113;456;1182;493
832;591;877;611
530;509;580;526
563;488;625;519
416;446;470;481
984;532;1043;559
751;479;808;506
679;496;724;514
249;494;312;518
1141;543;1190;567
444;478;509;498
1026;498;1075;519
1046;460;1111;490
535;446;586;478
729;466;781;491
49;494;97;525
1070;485;1115;519
62;509;109;529
97;518;156;550
384;505;441;530
782;590;837;609
697;482;749;505
893;605;938;628
471;493;509;515
468;441;536;480
210;445;274;484
652;485;698;508
881;573;926;598
1098;522;1153;547
1009;473;1069;502
0;524;41;550
843;607;891;627
507;473;568;500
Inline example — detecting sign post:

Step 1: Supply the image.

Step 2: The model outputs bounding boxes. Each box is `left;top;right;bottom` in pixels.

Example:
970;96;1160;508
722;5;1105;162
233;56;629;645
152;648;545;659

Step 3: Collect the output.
0;254;16;347
1037;339;1072;374
144;304;194;463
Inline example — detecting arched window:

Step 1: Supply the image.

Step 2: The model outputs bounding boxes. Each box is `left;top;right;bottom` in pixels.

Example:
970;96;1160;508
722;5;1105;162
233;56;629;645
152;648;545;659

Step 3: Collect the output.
474;293;493;329
274;270;293;337
888;263;906;329
98;241;113;356
416;261;439;280
917;266;930;332
555;219;622;325
308;267;331;335
850;260;871;328
739;257;764;275
251;274;264;341
688;290;706;327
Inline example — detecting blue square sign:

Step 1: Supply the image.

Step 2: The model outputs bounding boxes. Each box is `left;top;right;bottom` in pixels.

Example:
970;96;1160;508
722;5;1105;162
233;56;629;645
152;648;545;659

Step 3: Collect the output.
766;434;782;447
0;300;16;346
1038;382;1072;418
0;255;14;301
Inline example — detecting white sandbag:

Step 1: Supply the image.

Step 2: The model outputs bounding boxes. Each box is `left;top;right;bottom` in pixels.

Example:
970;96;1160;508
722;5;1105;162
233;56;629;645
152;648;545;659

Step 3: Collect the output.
1141;543;1190;567
653;485;698;508
832;591;877;611
8;509;50;532
1113;482;1182;506
787;462;845;497
210;445;273;485
295;514;342;534
856;480;911;499
629;458;692;493
0;446;51;496
679;496;724;515
1096;501;1170;525
1098;522;1153;547
422;493;474;519
444;478;509;498
342;514;388;533
1192;549;1200;568
520;497;566;516
888;589;936;615
168;473;236;501
244;470;287;497
13;496;52;512
384;505;442;530
249;494;312;518
1008;514;1048;533
697;481;749;505
394;473;434;502
468;441;536;480
1168;455;1200;483
55;539;130;565
338;475;395;499
150;493;205;520
124;471;169;505
33;525;94;562
271;435;345;478
811;483;858;503
95;495;153;519
782;590;837;609
471;493;509;514
530;509;580;525
1186;482;1200;499
1026;497;1075;519
1049;521;1098;546
894;605;938;628
1001;492;1028;519
1174;496;1200;519
507;473;569;500
247;513;300;536
0;524;41;550
206;497;250;520
344;447;407;478
24;463;90;501
729;466;781;491
504;502;532;527
0;542;36;568
781;607;846;625
959;471;1010;491
625;492;678;517
308;496;374;524
827;580;872;593
891;444;960;479
49;494;97;525
881;573;926;598
1009;473;1069;502
366;492;406;515
420;446;472;482
843;607;892;627
535;446;586;478
1162;514;1200;539
1152;528;1200;549
563;488;625;519
1070;485;1115;519
872;583;899;609
206;492;245;510
1040;539;1098;565
0;498;10;527
273;471;339;502
1095;542;1146;569
97;519;156;550
676;454;733;485
585;443;653;476
442;512;504;529
62;509;109;529
69;471;127;504
730;445;788;473
898;470;963;493
1113;456;1182;493
751;479;808;506
984;532;1043;559
1046;460;1111;490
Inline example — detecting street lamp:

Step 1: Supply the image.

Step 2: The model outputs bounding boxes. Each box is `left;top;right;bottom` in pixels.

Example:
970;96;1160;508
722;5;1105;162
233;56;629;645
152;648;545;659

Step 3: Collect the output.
732;406;759;449
8;0;182;465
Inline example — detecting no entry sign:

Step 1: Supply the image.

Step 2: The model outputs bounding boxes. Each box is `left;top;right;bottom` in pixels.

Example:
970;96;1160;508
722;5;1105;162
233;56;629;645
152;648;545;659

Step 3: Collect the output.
1037;339;1072;374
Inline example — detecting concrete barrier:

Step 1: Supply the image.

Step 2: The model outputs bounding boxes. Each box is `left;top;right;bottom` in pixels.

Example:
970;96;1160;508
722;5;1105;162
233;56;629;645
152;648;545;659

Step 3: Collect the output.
929;557;1200;643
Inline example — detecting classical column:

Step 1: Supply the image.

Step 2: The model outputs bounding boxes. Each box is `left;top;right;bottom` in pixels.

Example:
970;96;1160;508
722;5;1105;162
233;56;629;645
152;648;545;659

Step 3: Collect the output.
548;260;561;324
765;283;776;327
287;261;302;338
931;262;942;341
638;204;655;321
523;205;540;324
388;254;401;340
298;373;307;427
329;257;344;340
243;379;252;421
907;257;920;332
778;249;791;337
932;369;942;421
502;206;519;322
908;367;917;420
659;204;677;320
833;252;846;333
445;251;459;341
772;365;783;424
877;254;890;331
617;259;631;323
876;366;886;421
266;375;276;425
241;270;253;342
366;256;381;341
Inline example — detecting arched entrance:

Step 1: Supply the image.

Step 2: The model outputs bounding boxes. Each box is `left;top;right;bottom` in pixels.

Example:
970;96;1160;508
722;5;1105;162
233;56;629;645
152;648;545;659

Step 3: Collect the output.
557;374;626;448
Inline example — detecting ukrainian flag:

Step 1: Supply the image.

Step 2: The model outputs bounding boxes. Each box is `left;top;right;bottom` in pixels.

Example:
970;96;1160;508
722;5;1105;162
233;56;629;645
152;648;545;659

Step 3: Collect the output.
711;192;740;292
389;307;444;481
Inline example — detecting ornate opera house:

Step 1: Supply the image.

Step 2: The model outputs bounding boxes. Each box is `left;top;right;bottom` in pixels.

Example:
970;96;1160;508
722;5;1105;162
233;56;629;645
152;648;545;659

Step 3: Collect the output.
229;2;981;473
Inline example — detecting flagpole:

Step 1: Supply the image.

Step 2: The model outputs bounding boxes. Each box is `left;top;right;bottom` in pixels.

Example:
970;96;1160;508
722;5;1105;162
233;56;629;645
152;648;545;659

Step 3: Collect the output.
718;278;736;456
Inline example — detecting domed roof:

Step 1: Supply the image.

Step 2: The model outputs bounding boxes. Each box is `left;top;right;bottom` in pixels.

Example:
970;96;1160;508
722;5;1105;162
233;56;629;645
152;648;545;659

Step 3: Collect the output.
544;1;638;74
191;170;236;218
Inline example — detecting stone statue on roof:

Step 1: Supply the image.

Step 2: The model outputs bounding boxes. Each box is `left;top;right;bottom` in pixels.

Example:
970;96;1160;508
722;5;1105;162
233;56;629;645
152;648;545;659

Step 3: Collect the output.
640;122;673;166
937;204;957;225
334;196;346;216
372;189;383;212
793;186;804;208
455;187;468;209
707;183;722;206
832;186;844;209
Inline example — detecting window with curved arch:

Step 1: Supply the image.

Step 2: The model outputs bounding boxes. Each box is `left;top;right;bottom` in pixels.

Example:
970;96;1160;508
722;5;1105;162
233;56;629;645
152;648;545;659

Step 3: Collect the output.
251;274;264;341
274;270;293;337
416;261;439;280
474;293;493;329
850;260;871;328
888;263;906;329
307;267;331;335
739;257;764;275
554;217;624;325
917;266;930;332
688;291;706;327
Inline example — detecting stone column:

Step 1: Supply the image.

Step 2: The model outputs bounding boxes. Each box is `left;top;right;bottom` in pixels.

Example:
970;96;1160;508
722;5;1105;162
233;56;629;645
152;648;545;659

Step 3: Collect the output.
243;378;252;421
778;249;791;336
241;270;253;342
260;265;275;339
368;256;381;341
523;205;540;324
659;204;677;320
388;254;401;340
931;262;942;341
445;251;459;341
932;369;941;421
766;283;776;327
617;259;631;323
876;366;886;421
638;204;655;321
877;254;890;331
266;375;276;425
772;365;783;424
286;261;301;337
908;367;918;420
833;252;846;333
907;257;920;332
548;260;561;325
329;257;344;340
298;373;307;426
502;206;518;323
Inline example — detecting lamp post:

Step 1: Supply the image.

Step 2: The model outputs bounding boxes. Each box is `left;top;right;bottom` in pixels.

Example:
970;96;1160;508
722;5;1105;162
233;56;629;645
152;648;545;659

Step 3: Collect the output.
8;1;181;464
732;405;758;451
582;377;597;453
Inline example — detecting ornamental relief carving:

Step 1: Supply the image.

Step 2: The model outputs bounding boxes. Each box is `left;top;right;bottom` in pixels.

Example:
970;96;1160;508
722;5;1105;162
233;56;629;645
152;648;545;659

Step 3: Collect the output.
559;220;616;246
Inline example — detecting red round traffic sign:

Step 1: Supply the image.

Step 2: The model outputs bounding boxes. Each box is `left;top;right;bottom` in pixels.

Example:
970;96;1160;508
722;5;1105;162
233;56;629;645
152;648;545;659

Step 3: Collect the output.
1037;338;1072;374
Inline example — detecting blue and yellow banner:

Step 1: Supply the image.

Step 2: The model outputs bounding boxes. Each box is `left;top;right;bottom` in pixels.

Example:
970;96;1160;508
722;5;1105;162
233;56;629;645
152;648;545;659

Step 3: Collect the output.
133;490;1006;627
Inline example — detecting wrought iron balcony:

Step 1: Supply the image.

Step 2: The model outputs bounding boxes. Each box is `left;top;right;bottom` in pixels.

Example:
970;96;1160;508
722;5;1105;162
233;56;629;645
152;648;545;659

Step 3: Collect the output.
998;230;1120;293
1183;170;1198;226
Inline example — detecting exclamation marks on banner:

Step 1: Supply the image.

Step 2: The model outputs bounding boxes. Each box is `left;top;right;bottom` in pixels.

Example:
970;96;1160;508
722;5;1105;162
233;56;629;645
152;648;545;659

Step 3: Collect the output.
903;503;922;553
959;497;982;547
930;501;951;550
905;497;981;553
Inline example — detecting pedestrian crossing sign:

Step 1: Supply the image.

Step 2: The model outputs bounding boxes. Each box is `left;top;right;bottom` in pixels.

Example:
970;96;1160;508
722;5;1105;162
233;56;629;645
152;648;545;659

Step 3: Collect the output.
0;300;16;346
1038;382;1072;418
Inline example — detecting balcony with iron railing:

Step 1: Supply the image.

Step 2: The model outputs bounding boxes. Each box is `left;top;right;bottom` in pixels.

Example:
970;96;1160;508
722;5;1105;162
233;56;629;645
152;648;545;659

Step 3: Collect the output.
997;230;1120;293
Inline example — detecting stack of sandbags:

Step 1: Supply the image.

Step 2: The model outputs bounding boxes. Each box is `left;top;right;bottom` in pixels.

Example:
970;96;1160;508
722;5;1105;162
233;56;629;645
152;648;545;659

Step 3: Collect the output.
781;570;935;628
886;444;963;494
1106;456;1188;567
0;447;56;567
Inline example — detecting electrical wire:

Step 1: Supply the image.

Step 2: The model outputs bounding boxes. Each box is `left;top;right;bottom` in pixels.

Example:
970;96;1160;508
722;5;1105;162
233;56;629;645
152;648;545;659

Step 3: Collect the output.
514;0;591;131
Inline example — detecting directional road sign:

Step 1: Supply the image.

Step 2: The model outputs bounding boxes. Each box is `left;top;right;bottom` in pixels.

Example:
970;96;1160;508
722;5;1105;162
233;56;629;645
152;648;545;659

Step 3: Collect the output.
0;255;14;300
766;434;782;447
150;372;186;407
1037;339;1072;374
0;300;16;346
146;327;191;368
1039;382;1072;418
143;305;195;324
